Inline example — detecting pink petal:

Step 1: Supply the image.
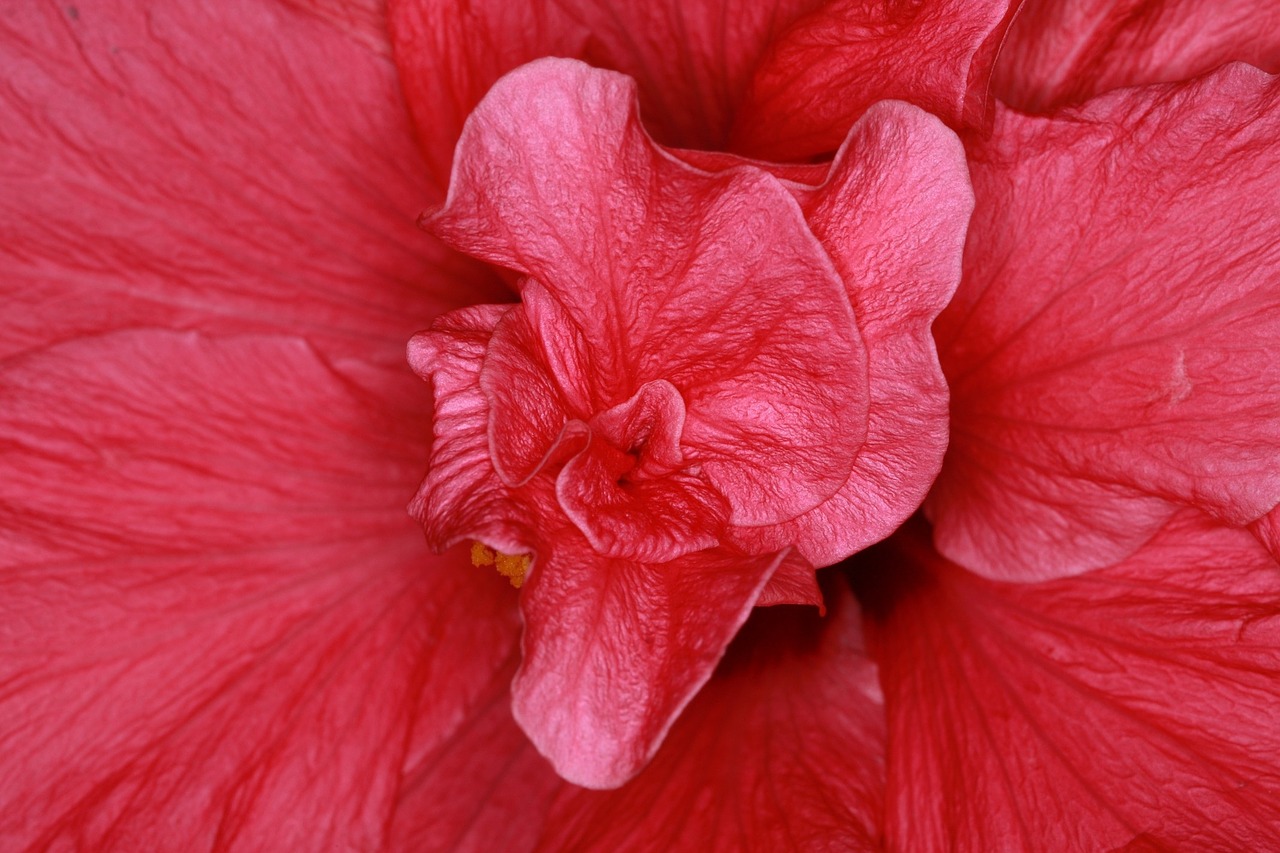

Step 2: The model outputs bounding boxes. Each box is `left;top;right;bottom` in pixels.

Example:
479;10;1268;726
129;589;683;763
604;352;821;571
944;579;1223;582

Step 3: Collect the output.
407;305;539;554
732;0;1021;160
731;100;971;566
388;0;823;184
540;578;884;849
0;331;520;848
1;0;503;367
428;59;868;529
513;529;792;788
930;64;1280;580
995;0;1280;112
480;282;597;485
861;514;1280;851
558;382;732;563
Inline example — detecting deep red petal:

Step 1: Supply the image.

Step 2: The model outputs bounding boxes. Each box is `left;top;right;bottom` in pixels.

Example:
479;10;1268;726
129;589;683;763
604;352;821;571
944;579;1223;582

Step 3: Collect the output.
0;0;502;367
539;577;883;849
389;0;824;185
996;0;1280;112
429;59;869;530
931;64;1280;580
512;531;790;788
732;0;1021;160
732;100;970;566
0;331;520;848
860;514;1280;851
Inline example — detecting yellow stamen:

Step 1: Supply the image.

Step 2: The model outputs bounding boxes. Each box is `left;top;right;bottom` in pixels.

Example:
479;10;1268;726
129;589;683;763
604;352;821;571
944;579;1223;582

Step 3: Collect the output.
470;541;531;588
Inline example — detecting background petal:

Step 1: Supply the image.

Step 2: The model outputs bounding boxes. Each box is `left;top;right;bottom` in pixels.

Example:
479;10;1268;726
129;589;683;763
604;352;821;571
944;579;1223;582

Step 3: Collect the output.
0;0;503;368
732;0;1021;160
995;0;1280;112
389;0;824;185
860;514;1280;852
930;64;1280;580
0;331;521;849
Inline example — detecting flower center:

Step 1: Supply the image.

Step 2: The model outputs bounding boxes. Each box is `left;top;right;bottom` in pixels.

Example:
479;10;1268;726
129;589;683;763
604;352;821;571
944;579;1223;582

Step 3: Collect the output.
470;541;531;588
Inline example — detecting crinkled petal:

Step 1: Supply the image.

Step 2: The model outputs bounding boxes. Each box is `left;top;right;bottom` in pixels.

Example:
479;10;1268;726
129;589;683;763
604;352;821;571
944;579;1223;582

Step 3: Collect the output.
732;0;1020;160
732;100;970;566
388;0;824;184
512;529;792;788
0;0;502;367
995;0;1280;112
931;64;1280;580
0;331;520;848
539;577;883;849
428;59;868;529
558;383;731;563
860;514;1280;852
1250;505;1280;563
407;304;539;553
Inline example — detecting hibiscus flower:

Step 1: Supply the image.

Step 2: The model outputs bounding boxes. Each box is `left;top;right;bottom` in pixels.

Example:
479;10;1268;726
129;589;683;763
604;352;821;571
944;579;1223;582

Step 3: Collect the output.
3;1;1279;851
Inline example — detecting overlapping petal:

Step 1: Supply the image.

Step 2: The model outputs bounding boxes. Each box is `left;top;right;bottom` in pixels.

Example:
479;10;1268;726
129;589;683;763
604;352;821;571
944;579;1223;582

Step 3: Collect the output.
861;514;1280;851
388;0;825;186
539;579;884;850
732;0;1021;160
930;63;1280;580
427;59;868;532
995;0;1280;112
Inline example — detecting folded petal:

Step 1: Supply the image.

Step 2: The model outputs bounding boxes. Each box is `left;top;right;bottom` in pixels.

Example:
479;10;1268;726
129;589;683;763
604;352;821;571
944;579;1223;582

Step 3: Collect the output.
512;529;791;788
860;514;1280;852
428;59;868;529
540;578;884;849
995;0;1280;112
0;0;502;366
389;0;823;183
732;100;970;565
931;64;1280;580
732;0;1021;160
0;331;520;848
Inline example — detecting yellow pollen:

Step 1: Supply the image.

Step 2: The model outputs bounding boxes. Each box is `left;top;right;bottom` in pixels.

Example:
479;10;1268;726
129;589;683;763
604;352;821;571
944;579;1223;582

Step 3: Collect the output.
470;541;531;588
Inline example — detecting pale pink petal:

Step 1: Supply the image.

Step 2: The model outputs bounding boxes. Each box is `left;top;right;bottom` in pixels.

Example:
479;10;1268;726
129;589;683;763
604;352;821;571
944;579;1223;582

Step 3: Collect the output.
428;59;868;529
732;0;1021;160
0;331;520;848
996;0;1280;112
861;514;1280;851
540;578;883;849
733;100;971;566
512;529;791;788
0;0;503;367
931;64;1280;580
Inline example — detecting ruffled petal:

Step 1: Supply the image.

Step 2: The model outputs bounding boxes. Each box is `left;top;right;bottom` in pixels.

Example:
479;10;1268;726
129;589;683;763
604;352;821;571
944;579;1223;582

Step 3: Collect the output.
388;0;823;183
995;0;1280;112
931;64;1280;580
428;59;868;529
539;578;884;849
732;0;1021;160
0;0;502;366
731;100;970;565
860;514;1280;852
512;528;792;788
0;331;520;848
